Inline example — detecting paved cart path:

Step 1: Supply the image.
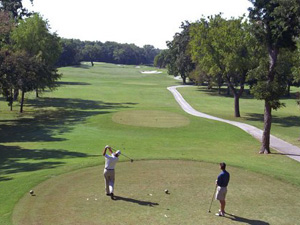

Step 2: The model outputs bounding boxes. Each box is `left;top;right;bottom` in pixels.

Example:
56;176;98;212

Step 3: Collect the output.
168;85;300;163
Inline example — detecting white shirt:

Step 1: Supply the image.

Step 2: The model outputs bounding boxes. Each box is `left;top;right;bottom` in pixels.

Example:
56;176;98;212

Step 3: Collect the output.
104;154;119;170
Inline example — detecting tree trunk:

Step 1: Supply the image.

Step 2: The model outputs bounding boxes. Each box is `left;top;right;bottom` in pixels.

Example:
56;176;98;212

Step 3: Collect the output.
234;94;241;117
13;89;19;100
182;75;186;84
260;47;278;153
286;83;291;97
10;88;13;111
226;85;230;96
260;101;272;154
36;89;39;98
226;75;245;118
20;90;25;113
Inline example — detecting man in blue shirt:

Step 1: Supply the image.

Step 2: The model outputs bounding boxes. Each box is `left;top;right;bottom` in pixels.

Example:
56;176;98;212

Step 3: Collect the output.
215;162;230;216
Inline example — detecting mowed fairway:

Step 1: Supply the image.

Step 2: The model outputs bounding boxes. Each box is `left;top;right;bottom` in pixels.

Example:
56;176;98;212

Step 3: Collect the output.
1;62;300;225
12;161;300;225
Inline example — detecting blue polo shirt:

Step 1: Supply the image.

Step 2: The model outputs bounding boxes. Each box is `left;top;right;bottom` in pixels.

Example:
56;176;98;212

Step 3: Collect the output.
217;170;230;187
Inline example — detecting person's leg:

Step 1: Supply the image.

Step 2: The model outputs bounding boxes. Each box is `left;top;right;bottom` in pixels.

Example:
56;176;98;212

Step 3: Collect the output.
220;200;226;214
215;187;227;216
110;171;115;194
104;170;110;195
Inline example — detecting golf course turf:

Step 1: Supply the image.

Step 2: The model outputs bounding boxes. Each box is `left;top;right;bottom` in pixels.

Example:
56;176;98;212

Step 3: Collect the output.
1;62;300;224
12;160;300;225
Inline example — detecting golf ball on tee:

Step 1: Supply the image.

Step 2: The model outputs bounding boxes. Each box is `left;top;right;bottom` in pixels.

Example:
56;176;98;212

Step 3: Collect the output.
164;189;169;194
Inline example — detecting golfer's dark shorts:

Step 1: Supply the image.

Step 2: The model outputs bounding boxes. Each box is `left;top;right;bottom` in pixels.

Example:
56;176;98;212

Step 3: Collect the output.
216;186;227;201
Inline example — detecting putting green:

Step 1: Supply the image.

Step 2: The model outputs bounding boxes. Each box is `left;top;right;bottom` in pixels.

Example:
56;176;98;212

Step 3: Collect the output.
12;160;300;225
112;110;190;128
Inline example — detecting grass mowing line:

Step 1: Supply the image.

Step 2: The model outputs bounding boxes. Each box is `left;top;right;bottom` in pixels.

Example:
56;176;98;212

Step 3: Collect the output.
12;160;300;225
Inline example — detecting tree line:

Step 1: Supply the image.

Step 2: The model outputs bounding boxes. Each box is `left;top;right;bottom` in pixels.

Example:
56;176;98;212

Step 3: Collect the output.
155;0;300;154
0;0;161;113
0;0;61;112
56;39;161;67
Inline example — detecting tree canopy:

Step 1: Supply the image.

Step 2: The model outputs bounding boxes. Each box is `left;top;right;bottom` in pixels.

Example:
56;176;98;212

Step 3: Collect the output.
248;0;300;153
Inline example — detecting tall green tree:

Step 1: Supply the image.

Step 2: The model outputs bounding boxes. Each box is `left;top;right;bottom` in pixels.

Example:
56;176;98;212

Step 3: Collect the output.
167;21;195;84
11;13;61;97
0;11;13;47
0;0;32;19
189;15;258;117
0;50;42;112
154;49;170;68
248;0;300;153
56;38;82;67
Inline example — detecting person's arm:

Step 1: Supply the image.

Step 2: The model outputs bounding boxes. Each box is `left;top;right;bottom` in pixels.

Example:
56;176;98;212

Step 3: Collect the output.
103;145;112;156
216;174;222;186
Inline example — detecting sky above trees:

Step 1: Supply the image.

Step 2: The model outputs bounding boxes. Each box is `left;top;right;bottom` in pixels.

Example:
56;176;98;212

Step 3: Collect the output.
23;0;251;49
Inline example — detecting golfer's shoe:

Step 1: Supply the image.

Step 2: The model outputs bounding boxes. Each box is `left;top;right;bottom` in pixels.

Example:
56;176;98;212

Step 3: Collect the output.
215;211;224;217
110;193;115;200
106;193;111;196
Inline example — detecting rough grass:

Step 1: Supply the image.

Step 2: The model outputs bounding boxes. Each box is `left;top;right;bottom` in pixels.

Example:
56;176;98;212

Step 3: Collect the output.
1;63;300;224
12;161;300;225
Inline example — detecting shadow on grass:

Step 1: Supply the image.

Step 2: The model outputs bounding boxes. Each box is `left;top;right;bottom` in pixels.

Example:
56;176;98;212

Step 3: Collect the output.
195;86;254;99
0;98;137;143
0;144;88;182
71;64;91;69
56;81;91;86
113;195;159;207
225;213;269;225
245;113;300;128
0;97;137;181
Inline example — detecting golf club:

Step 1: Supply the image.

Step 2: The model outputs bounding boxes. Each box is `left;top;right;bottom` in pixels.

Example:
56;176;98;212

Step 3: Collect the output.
121;152;134;162
208;185;217;213
111;147;134;162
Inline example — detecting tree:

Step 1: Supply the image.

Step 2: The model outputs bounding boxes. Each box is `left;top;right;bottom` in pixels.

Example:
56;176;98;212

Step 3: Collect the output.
56;38;82;67
143;45;161;65
11;13;61;97
167;21;195;84
0;0;33;19
0;10;13;47
189;15;258;117
248;0;300;154
82;43;101;66
154;49;170;68
0;11;14;110
0;50;42;112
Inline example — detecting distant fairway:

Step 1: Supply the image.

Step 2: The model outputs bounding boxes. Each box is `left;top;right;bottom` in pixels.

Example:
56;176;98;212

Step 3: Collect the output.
1;63;300;225
12;160;300;225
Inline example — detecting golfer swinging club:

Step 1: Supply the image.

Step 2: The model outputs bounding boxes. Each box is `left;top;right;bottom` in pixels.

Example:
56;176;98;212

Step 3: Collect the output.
102;145;121;199
215;162;230;217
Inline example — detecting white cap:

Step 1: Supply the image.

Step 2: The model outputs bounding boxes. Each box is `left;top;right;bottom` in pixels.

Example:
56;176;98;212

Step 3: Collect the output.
115;150;121;155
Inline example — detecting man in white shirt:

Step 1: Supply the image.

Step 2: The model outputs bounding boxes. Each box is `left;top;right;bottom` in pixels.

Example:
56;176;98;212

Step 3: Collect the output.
103;145;120;199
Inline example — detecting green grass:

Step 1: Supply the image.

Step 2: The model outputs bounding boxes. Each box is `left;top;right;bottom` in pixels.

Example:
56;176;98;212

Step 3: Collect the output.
12;161;300;225
1;63;300;224
178;86;300;147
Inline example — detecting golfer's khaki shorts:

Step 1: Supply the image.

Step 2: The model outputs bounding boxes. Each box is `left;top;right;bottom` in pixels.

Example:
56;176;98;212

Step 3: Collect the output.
216;186;227;201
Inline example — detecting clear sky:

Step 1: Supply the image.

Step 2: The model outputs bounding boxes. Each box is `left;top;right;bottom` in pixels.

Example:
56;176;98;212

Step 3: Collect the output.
23;0;252;49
